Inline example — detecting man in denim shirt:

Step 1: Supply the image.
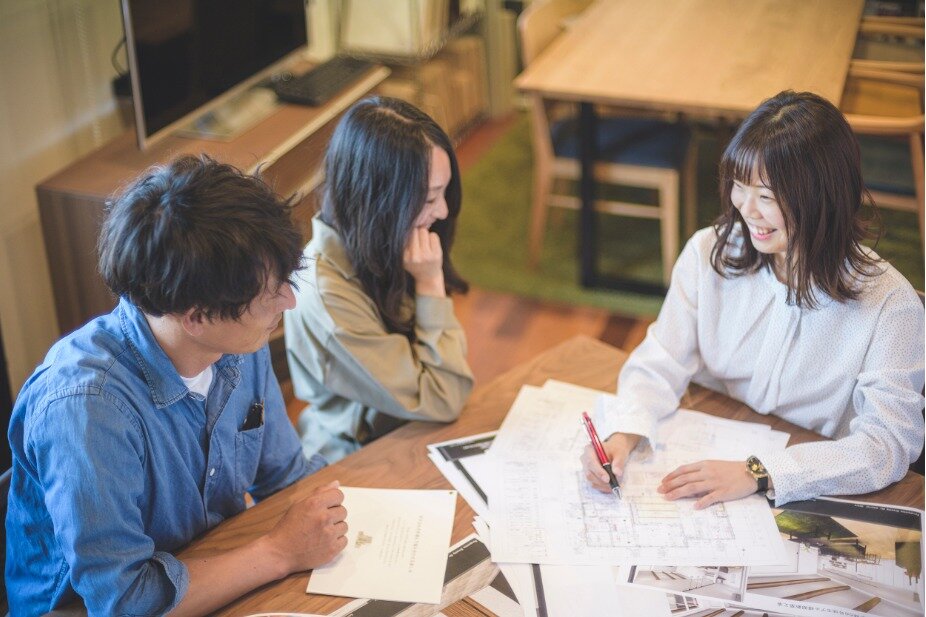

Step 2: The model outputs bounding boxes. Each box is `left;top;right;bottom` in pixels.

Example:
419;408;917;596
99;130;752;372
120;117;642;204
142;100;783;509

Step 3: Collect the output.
6;156;348;616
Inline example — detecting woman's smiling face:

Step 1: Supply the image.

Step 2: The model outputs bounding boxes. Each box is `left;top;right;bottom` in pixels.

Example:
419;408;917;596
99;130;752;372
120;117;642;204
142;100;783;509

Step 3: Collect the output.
731;167;788;260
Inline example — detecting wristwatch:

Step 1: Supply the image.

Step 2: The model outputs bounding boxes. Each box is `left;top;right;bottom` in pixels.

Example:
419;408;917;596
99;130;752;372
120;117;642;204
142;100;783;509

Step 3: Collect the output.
746;456;770;493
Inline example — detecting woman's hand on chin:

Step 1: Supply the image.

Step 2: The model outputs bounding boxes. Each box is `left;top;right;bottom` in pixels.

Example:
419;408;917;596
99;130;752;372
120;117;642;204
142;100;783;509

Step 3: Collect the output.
403;226;446;297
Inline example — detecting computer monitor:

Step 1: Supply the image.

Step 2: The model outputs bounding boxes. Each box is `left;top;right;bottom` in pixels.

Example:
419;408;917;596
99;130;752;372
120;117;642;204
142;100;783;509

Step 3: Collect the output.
121;0;309;149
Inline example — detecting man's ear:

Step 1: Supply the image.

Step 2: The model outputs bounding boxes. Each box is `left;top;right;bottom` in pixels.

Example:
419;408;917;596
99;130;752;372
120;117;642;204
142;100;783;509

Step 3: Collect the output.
180;308;206;337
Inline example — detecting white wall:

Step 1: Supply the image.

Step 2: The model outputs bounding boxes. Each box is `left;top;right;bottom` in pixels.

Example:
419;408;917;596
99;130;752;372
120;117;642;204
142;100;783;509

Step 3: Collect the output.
0;0;127;393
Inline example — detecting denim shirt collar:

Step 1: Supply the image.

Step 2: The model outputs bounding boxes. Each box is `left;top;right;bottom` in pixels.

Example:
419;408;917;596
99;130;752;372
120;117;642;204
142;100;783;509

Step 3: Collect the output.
117;298;244;409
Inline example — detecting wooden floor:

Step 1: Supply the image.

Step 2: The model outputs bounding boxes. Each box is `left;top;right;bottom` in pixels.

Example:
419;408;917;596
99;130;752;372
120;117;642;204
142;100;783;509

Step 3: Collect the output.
284;115;654;422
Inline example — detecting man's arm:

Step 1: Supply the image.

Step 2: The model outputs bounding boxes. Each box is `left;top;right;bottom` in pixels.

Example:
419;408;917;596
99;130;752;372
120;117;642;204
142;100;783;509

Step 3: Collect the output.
170;482;347;617
31;394;189;615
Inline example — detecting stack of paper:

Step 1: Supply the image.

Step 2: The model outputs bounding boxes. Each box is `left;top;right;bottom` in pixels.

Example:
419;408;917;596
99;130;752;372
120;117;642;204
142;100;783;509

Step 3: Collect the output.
429;380;926;616
329;534;524;617
428;380;795;616
486;380;789;567
621;498;926;617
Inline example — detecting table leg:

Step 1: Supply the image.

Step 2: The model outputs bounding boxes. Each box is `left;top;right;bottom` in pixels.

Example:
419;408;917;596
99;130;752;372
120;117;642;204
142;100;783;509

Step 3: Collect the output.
577;102;667;296
578;102;597;287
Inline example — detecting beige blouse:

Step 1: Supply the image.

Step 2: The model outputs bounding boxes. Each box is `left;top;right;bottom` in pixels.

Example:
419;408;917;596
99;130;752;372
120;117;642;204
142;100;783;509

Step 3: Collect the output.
284;216;474;464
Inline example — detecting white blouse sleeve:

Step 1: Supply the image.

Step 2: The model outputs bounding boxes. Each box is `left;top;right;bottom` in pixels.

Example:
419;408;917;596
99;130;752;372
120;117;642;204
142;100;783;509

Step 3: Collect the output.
598;235;706;447
762;285;925;505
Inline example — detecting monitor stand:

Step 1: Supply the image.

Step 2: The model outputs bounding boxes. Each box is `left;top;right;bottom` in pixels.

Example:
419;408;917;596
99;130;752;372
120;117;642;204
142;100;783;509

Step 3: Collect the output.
176;86;280;141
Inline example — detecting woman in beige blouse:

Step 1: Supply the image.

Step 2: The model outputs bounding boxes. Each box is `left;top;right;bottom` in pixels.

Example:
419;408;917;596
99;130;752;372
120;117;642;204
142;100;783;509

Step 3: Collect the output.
284;96;473;464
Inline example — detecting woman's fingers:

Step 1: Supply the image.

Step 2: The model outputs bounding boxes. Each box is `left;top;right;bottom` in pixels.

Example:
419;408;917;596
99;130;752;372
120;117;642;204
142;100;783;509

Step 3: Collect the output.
695;491;725;510
580;444;613;492
659;460;757;507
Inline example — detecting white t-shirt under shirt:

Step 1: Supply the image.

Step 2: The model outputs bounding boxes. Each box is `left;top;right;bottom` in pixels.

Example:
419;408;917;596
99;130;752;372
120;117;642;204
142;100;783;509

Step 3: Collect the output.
599;227;925;505
180;365;214;400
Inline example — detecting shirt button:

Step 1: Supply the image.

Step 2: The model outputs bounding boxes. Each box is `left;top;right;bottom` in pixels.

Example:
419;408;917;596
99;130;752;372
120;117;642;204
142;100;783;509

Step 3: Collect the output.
209;468;216;477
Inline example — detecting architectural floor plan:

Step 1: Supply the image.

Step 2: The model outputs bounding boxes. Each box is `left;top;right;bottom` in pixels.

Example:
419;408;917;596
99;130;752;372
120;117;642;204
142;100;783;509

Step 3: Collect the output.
487;381;790;566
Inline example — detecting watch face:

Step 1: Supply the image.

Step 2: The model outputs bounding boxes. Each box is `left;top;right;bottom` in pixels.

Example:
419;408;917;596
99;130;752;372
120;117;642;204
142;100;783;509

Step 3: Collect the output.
747;456;767;477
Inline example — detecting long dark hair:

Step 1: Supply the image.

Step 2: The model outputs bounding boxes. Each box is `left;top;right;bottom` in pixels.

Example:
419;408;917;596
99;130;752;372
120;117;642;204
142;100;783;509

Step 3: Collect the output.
320;96;468;338
712;90;880;308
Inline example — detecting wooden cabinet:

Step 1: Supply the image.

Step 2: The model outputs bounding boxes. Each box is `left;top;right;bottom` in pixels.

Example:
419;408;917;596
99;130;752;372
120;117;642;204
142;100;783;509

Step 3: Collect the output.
36;67;389;336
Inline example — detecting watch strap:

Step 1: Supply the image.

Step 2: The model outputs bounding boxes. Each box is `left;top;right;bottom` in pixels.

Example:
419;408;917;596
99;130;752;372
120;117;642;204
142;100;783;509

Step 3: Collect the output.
747;455;769;494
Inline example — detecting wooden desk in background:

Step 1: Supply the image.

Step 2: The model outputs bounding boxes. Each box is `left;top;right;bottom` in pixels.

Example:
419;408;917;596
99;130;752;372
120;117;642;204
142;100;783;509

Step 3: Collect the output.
514;0;865;292
180;335;925;615
35;65;389;336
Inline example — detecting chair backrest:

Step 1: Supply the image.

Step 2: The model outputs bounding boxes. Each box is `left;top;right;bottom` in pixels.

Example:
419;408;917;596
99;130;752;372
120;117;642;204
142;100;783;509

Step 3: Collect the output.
1;467;10;614
843;16;924;130
841;40;924;233
846;16;923;108
854;16;924;70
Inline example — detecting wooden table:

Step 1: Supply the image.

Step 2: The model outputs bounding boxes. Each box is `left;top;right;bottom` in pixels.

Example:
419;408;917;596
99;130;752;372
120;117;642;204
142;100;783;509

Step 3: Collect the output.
179;335;924;615
514;0;865;292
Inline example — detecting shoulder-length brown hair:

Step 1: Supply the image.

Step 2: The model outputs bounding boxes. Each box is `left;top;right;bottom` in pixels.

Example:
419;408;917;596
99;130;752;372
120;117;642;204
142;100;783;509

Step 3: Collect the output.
712;90;880;308
320;96;468;339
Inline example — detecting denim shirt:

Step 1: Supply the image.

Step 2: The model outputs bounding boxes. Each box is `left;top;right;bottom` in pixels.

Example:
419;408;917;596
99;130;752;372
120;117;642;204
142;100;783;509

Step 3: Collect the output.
6;299;319;616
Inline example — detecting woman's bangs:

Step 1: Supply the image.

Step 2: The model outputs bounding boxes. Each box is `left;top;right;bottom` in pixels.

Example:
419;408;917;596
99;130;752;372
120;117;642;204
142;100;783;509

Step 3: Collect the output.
729;144;765;186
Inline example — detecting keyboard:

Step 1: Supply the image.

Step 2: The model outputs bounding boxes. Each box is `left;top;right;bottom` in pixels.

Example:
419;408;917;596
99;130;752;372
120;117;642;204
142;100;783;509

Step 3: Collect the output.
273;56;374;107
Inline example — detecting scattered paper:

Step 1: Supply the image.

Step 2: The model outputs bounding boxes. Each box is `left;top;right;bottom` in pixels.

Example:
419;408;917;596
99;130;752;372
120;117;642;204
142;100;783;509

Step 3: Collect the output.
487;381;789;566
328;533;523;616
623;498;926;617
428;432;496;519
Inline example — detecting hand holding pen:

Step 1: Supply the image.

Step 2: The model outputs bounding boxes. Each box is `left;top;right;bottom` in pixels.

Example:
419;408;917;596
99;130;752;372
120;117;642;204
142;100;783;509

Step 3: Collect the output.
579;414;641;497
581;412;622;498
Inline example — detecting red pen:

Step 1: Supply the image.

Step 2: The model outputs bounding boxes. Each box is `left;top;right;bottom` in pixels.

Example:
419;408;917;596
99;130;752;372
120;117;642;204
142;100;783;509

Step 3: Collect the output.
582;411;622;498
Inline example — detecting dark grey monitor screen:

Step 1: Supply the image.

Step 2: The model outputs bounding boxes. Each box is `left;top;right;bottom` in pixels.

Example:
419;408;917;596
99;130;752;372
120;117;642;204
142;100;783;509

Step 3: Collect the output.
123;0;307;142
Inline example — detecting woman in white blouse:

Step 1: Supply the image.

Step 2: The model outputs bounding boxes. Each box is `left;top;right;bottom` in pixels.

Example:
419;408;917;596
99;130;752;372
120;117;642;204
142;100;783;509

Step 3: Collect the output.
581;90;925;507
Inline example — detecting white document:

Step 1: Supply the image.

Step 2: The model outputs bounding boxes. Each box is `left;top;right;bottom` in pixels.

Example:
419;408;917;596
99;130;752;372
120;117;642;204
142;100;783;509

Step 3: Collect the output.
475;515;688;617
488;381;789;567
427;432;496;519
329;532;524;617
306;487;456;604
472;516;538;614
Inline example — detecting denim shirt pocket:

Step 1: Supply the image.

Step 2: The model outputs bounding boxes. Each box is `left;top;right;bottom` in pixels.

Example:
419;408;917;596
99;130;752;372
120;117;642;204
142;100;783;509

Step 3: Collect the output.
234;425;264;493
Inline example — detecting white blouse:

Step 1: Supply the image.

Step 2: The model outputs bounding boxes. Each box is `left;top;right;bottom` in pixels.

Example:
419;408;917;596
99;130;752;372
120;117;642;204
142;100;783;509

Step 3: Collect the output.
599;228;925;505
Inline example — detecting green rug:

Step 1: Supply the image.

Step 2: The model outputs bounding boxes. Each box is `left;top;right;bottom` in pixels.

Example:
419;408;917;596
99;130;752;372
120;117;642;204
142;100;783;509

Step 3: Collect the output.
457;113;924;317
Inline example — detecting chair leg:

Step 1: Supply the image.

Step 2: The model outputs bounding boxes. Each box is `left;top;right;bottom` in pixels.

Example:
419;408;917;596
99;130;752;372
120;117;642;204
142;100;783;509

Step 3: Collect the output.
682;130;699;238
528;160;553;269
659;175;681;287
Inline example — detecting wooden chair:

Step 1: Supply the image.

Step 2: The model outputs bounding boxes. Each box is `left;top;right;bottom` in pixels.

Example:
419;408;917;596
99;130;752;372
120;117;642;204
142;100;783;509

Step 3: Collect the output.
853;16;924;73
518;0;697;285
842;16;924;240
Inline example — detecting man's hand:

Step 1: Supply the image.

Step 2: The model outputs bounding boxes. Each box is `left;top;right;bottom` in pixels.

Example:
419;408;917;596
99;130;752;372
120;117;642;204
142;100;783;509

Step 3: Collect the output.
403;227;445;297
173;481;349;616
266;480;348;574
658;460;761;509
580;432;641;493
